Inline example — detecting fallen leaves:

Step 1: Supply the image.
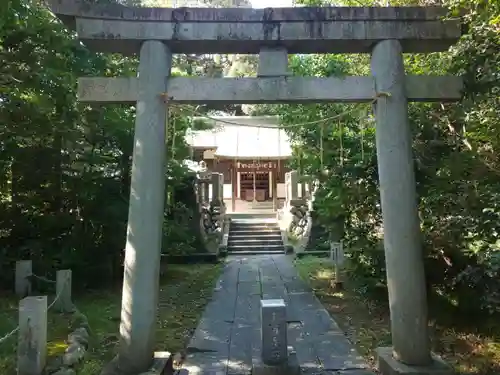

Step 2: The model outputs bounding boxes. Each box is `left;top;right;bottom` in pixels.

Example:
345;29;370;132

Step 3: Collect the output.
295;257;500;375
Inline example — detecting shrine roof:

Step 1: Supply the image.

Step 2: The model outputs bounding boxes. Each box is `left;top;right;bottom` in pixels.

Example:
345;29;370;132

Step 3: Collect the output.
185;116;292;159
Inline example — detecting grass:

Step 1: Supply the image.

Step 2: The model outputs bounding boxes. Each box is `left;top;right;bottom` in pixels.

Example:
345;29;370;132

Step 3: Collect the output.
295;257;500;375
0;263;222;374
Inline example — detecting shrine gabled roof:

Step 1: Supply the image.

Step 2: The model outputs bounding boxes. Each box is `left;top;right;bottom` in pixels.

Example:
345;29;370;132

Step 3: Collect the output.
185;116;292;160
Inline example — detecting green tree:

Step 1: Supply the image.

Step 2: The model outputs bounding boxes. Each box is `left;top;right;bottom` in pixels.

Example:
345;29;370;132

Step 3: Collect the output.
0;0;208;290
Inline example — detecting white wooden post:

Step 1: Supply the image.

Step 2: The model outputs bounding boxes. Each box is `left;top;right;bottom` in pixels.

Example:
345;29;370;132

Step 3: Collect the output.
330;241;345;288
15;260;32;298
18;296;47;375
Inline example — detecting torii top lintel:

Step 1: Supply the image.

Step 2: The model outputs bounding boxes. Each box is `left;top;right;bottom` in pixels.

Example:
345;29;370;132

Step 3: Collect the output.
47;0;461;55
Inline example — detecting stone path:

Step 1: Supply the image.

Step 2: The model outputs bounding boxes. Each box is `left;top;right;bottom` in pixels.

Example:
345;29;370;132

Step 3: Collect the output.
179;255;373;375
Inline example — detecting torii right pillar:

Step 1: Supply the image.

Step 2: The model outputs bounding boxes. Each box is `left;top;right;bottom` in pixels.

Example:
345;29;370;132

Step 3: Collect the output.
371;40;451;375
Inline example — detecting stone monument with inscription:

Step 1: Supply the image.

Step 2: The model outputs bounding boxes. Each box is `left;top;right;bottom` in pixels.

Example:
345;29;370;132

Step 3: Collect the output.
253;299;300;375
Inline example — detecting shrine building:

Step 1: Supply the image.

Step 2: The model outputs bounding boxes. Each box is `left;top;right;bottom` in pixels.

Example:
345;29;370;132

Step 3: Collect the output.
185;116;292;212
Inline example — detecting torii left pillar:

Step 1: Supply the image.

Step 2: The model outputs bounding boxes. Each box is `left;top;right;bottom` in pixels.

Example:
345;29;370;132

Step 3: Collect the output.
119;40;171;373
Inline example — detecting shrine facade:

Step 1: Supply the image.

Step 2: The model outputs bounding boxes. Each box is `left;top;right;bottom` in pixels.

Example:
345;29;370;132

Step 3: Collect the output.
186;116;297;211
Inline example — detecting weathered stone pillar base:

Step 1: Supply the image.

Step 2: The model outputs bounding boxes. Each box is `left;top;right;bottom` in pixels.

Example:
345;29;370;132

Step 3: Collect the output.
377;347;452;375
252;348;300;375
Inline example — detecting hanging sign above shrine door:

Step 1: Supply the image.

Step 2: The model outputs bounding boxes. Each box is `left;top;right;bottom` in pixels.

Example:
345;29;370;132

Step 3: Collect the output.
236;161;278;171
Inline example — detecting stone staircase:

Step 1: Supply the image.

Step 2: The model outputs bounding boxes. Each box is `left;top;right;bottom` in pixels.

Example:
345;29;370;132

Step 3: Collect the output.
227;218;285;255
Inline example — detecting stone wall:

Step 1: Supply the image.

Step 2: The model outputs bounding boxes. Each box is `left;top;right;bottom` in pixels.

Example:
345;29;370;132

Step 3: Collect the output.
45;311;91;375
277;171;316;254
196;171;227;254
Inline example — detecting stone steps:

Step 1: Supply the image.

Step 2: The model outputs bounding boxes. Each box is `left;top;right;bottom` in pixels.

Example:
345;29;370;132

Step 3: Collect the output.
228;238;283;247
231;224;277;229
229;229;280;236
227;219;285;255
229;233;282;239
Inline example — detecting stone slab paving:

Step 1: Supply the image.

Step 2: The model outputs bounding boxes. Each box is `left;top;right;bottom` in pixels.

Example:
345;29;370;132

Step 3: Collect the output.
179;255;373;375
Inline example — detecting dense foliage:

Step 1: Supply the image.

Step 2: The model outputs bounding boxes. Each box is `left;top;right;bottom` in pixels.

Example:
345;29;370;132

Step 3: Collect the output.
260;0;500;315
0;0;202;289
0;0;259;290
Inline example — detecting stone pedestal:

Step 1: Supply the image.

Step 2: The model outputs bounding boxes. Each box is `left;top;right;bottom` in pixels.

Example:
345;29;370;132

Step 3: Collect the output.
252;348;300;375
211;172;223;205
285;171;299;202
202;181;210;204
118;40;172;373
371;39;432;367
377;347;452;375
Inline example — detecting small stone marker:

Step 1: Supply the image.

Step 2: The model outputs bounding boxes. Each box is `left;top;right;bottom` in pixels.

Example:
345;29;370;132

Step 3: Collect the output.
253;299;300;375
18;296;47;375
15;260;32;297
261;299;287;365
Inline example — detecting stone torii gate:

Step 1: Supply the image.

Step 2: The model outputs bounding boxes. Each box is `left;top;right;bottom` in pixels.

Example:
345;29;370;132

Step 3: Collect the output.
48;2;462;375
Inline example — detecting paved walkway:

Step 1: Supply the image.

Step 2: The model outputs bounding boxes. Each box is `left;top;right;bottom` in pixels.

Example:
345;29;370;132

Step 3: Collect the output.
180;255;373;375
